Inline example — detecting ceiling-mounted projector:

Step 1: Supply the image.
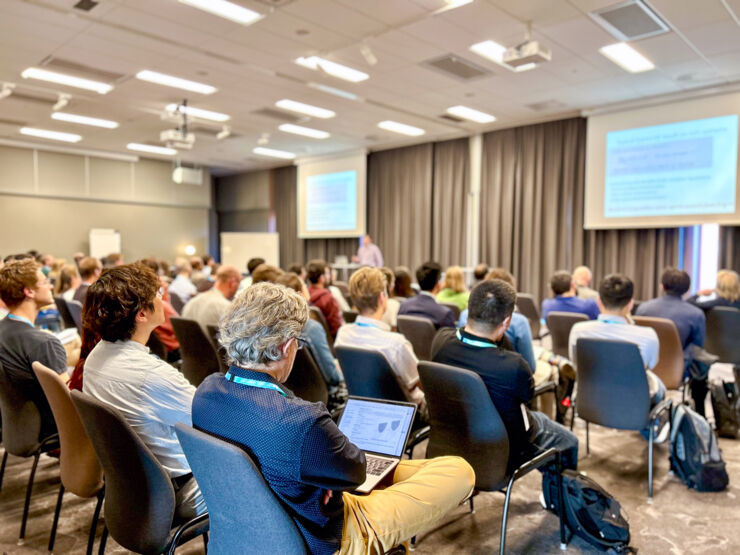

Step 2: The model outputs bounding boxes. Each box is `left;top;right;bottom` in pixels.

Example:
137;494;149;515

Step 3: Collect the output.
503;40;551;68
160;128;195;150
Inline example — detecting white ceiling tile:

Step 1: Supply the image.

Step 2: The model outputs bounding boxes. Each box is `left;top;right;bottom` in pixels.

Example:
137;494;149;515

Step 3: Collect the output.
283;0;388;38
490;0;582;25
438;1;522;39
335;0;428;27
403;16;475;52
649;0;733;31
681;21;740;56
635;33;702;66
254;9;349;51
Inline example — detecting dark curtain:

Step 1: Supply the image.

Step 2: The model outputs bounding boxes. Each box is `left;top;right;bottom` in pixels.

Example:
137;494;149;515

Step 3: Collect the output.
719;226;740;272
273;165;299;269
367;143;433;272
432;138;468;268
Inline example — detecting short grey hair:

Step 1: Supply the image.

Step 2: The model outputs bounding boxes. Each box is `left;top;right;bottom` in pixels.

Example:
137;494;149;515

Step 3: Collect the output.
219;281;308;369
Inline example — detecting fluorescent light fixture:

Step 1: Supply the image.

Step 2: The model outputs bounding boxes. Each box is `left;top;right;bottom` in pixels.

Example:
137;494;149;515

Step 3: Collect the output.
377;120;425;137
253;146;295;160
21;67;112;94
20;127;82;143
136;70;216;94
52;112;119;129
599;42;655;73
307;82;358;100
178;0;262;26
275;99;335;119
126;143;177;155
295;56;369;83
278;123;330;139
446;105;496;123
434;0;474;15
165;103;230;122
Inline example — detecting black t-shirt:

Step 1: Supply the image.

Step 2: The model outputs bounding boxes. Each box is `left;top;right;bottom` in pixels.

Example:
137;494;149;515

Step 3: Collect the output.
0;317;67;438
431;327;536;472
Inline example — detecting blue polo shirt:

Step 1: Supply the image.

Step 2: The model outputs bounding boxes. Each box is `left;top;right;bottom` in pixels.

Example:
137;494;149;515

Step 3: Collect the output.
192;366;365;555
542;296;600;320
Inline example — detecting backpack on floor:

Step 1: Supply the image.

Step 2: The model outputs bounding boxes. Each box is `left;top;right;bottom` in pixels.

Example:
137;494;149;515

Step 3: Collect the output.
709;380;739;438
669;403;729;492
543;469;633;553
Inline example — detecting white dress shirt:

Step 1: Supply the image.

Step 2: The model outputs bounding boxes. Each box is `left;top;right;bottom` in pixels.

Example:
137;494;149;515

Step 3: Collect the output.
569;314;659;369
182;288;231;332
169;274;198;304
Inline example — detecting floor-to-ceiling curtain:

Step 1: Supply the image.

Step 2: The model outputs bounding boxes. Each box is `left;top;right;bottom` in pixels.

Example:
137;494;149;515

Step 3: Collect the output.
431;138;468;268
719;225;740;272
273;165;299;269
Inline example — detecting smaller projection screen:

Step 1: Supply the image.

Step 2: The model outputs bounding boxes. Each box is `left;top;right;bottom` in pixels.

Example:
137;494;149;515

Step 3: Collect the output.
585;91;740;229
297;152;366;239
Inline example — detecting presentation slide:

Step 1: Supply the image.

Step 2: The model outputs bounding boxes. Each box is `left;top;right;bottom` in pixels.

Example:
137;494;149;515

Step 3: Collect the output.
305;170;357;232
604;115;738;218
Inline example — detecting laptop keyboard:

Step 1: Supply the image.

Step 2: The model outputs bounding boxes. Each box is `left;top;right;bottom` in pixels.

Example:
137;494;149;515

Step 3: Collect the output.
366;457;395;476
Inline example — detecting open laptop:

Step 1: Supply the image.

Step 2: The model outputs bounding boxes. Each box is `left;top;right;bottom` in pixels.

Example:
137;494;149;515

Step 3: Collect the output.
338;396;417;494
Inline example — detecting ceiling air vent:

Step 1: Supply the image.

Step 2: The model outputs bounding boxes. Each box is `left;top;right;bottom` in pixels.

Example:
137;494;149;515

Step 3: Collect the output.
590;0;669;42
424;54;492;81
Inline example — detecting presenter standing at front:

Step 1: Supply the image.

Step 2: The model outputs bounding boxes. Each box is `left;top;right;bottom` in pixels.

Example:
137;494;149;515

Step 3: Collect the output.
353;234;384;267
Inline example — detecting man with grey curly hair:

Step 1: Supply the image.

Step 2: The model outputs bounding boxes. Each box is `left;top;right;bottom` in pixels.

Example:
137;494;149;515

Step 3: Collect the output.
193;282;475;555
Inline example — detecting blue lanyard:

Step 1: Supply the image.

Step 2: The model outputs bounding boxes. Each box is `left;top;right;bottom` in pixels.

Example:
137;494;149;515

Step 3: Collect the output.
355;321;382;330
456;329;497;349
599;318;626;325
224;372;287;397
7;314;34;327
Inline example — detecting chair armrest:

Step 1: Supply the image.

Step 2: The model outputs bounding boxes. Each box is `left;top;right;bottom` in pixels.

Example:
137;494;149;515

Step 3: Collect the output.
169;512;210;548
648;398;673;423
534;381;557;398
511;447;558;482
408;426;430;447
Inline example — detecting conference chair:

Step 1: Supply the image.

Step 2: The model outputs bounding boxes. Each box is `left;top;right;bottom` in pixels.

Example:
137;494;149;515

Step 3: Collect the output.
0;363;60;544
573;338;672;502
333;280;351;304
206;324;230;373
284;348;329;406
633;316;686;392
171;317;222;386
147;332;168;361
546;312;588;358
440;301;461;322
515;293;548;339
418;361;566;553
169;292;186;314
54;296;78;330
342;310;358;324
67;299;83;332
309;306;336;354
32;362;104;555
70;390;209;555
396;315;436;361
705;307;740;365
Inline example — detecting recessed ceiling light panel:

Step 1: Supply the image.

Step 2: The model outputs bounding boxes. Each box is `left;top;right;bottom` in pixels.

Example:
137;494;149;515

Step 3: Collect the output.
278;123;330;139
599;42;654;73
295;56;369;83
165;103;230;122
136;70;216;94
52;112;119;128
253;146;296;159
275;99;335;119
178;0;262;25
20;127;82;143
377;120;425;137
446;105;496;123
21;67;113;94
127;143;177;155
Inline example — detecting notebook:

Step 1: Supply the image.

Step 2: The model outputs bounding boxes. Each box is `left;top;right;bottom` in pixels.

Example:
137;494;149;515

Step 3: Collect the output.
337;396;417;493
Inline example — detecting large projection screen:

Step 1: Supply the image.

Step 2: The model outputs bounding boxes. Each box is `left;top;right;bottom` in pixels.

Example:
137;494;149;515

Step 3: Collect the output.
585;91;740;229
297;151;366;239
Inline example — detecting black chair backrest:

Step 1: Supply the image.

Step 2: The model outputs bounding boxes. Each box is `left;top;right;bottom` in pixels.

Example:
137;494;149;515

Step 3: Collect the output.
205;324;230;373
440;302;461;322
418;361;509;490
515;293;541;338
335;345;407;402
284;348;329;405
67;299;83;332
146;332;168;361
175;424;308;554
396;315;436;361
54;296;78;330
309;306;334;341
0;363;44;456
342;310;358;324
546;311;588;358
171;317;222;386
70;390;176;554
705;307;740;365
575;338;651;430
169;292;185;314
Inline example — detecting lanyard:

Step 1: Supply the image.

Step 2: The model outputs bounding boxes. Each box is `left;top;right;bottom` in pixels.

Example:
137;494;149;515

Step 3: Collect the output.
224;372;287;397
599;318;626;325
355;321;383;330
456;329;497;349
7;314;34;327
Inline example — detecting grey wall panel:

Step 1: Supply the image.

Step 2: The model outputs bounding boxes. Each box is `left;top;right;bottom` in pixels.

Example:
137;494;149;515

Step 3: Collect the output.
37;151;86;197
218;209;271;232
89;157;133;201
134;158;176;204
0;146;34;194
216;170;270;211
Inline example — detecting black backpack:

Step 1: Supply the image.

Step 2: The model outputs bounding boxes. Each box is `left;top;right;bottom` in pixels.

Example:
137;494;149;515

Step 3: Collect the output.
543;470;633;553
669;403;729;492
709;380;739;439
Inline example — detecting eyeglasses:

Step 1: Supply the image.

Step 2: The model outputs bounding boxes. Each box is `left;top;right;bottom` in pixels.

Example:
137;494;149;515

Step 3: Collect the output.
157;287;165;298
296;337;308;350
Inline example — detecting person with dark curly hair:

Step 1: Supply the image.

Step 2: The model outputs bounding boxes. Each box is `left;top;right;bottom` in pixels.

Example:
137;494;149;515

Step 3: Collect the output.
81;263;206;520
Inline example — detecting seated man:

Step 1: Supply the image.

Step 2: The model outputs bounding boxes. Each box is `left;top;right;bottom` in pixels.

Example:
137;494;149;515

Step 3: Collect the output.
432;279;579;477
73;256;102;304
573;266;599;300
306;259;343;337
192;282;474;555
0;259;68;439
182;265;241;333
636;267;707;414
335;267;425;413
82;263;205;520
238;257;265;292
569;274;668;437
541;270;600;320
169;259;197;304
398;261;456;329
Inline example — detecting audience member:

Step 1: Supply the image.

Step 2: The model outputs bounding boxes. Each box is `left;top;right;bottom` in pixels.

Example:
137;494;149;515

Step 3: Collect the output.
102;252;123;269
473;263;489;286
238;257;266;291
306;259;343;336
326;264;351;312
335;267;426;413
573;265;599;299
81;263;205;519
287;262;307;281
54;263;81;302
398;261;456;329
379;267;400;328
189;256;206;283
352;234;384;267
39;253;55;276
73;252;85;268
541;270;599;320
0;258;68;439
688;269;740;312
169;260;197;304
431;279;579;476
73;256;102;304
251;263;284;285
201;254;215;277
182;265;241;333
436;265;470;311
393;266;416;298
569;274;669;438
192;282;473;554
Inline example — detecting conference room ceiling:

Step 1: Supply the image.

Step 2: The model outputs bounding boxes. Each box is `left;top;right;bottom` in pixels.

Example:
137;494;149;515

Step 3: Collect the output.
0;0;739;174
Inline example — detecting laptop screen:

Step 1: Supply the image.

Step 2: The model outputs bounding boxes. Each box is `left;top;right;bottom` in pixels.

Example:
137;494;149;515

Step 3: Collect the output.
338;397;416;457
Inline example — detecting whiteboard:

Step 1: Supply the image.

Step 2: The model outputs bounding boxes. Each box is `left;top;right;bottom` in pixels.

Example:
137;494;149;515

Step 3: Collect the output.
89;228;121;259
220;232;279;270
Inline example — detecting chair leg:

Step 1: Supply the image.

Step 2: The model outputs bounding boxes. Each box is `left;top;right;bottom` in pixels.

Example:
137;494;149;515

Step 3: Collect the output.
98;525;108;555
569;402;576;431
469;496;475;513
0;450;7;492
556;456;568;550
19;452;41;544
500;476;516;554
87;489;104;555
203;532;209;554
648;428;654;504
48;483;65;552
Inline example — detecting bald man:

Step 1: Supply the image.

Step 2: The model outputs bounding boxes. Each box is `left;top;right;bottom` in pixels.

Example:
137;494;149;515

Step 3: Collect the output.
182;264;241;332
573;266;599;300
